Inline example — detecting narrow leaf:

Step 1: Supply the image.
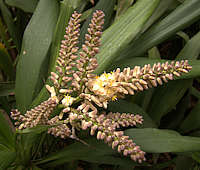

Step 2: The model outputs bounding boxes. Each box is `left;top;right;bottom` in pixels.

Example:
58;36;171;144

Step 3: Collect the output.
0;43;15;79
0;110;15;149
0;0;21;51
180;102;200;133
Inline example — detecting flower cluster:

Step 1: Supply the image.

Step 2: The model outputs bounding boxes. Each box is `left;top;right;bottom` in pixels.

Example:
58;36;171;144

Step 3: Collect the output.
11;10;192;163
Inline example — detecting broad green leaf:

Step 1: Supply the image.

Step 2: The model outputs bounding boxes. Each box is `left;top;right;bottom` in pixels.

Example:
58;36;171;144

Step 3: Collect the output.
95;0;160;73
179;102;200;133
108;99;157;128
15;0;59;113
0;150;16;169
126;128;200;153
79;0;116;47
0;43;15;80
37;138;147;167
0;110;15;149
0;82;15;97
119;0;200;59
5;0;39;13
0;0;21;51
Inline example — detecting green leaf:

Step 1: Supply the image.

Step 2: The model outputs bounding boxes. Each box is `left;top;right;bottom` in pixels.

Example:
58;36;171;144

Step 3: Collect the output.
120;0;200;58
0;44;15;80
16;133;41;165
108;99;157;128
5;0;39;13
179;102;200;133
95;0;160;74
37;138;147;167
141;0;175;33
176;31;200;60
148;79;192;124
126;128;200;153
0;150;16;169
15;0;59;113
0;110;15;149
0;0;21;51
176;31;190;43
0;81;15;97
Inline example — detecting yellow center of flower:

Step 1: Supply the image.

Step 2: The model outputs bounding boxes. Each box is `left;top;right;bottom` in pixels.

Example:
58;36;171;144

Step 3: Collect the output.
62;95;75;107
91;72;117;99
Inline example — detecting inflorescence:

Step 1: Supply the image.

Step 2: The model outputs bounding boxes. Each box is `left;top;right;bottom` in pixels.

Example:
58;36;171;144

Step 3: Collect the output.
11;10;192;163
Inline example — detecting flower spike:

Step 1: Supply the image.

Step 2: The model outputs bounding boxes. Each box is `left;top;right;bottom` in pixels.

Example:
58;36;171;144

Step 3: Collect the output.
11;10;192;163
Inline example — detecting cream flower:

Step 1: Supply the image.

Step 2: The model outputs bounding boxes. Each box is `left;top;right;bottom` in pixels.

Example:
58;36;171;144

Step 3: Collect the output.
89;72;117;99
61;95;75;107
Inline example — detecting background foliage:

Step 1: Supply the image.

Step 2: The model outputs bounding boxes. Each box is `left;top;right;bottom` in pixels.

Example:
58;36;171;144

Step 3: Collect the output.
1;0;200;169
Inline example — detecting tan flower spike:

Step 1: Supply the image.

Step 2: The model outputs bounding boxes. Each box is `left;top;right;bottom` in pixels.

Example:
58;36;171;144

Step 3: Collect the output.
11;10;192;163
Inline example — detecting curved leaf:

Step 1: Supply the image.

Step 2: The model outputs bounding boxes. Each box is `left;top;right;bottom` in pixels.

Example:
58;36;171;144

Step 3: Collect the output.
126;128;200;153
15;0;59;113
0;110;15;149
5;0;39;13
0;150;16;169
0;43;15;80
180;102;200;133
37;138;147;167
0;0;21;51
